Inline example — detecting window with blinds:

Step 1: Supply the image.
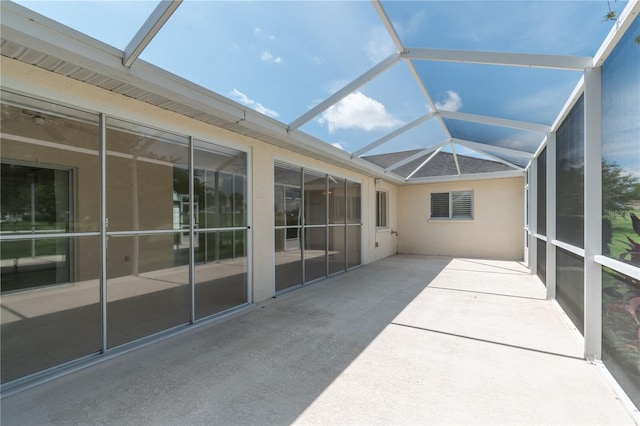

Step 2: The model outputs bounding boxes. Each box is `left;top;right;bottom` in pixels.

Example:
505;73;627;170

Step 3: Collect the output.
376;190;387;228
430;191;473;220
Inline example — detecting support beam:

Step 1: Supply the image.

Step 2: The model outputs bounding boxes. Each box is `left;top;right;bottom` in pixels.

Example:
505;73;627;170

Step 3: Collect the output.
352;112;435;157
450;143;461;175
385;141;448;172
371;0;403;51
546;132;557;300
438;110;550;133
407;48;592;70
370;0;452;141
405;147;444;180
451;138;535;159
288;53;401;130
583;67;602;361
123;0;182;68
530;161;538;275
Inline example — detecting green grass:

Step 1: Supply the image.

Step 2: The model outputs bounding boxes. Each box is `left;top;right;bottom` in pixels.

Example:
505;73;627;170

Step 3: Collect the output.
1;239;62;260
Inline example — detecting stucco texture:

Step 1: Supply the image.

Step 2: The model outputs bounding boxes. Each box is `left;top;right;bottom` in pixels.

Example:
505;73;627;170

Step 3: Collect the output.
397;177;524;260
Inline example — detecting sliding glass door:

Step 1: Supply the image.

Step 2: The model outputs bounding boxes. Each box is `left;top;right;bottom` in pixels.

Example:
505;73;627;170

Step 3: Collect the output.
274;162;361;293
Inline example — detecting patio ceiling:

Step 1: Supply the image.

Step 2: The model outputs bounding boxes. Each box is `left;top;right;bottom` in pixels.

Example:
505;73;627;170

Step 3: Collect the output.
2;0;637;183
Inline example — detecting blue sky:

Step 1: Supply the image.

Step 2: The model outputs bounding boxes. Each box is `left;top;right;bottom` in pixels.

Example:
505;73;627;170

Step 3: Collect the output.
15;0;626;161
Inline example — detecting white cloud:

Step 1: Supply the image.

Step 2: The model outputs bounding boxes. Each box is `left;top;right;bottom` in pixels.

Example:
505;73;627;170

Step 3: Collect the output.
331;142;345;150
318;92;403;134
435;91;463;112
229;89;279;118
261;50;282;64
366;26;396;63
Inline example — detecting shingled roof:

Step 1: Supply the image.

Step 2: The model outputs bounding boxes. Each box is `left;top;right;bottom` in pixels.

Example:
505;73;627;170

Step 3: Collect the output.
362;150;516;179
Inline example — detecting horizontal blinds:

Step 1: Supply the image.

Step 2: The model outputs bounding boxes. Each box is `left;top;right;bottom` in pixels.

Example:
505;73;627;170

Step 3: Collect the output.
377;191;387;227
431;192;449;218
452;191;473;219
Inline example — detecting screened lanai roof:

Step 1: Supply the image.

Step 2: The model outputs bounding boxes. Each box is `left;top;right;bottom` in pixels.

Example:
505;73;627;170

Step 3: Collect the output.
1;0;638;183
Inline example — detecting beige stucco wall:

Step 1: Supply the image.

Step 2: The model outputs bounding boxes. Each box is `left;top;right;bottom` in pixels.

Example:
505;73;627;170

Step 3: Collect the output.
397;177;524;260
1;57;399;303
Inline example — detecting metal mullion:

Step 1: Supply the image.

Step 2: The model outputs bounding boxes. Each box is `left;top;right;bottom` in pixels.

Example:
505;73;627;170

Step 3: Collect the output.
449;193;453;219
106;229;181;236
0;231;100;241
325;175;329;278
546;132;557;300
99;113;107;353
189;136;195;323
300;168;306;284
344;180;349;269
530;161;538;275
197;226;250;233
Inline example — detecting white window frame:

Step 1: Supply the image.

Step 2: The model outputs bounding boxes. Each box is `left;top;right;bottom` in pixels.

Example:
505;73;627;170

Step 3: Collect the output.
430;190;473;220
376;190;388;229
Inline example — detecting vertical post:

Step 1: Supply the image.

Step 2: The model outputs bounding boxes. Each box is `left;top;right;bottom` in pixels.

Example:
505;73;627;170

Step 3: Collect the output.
245;151;252;304
214;171;220;261
546;132;557;300
99;113;108;352
300;168;306;283
31;178;35;257
344;180;349;269
189;137;195;323
584;67;602;360
325;175;329;277
530;162;538;275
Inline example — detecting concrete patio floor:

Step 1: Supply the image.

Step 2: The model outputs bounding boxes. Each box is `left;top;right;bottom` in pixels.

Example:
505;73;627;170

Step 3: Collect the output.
1;255;635;425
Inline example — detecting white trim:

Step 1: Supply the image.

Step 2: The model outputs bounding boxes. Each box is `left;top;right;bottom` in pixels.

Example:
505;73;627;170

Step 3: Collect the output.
534;234;547;242
375;189;389;229
407;170;523;184
552;240;585;258
595;256;640;280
